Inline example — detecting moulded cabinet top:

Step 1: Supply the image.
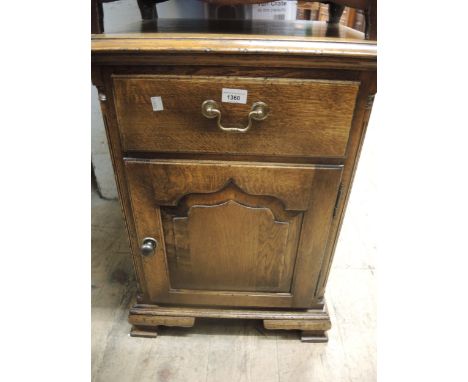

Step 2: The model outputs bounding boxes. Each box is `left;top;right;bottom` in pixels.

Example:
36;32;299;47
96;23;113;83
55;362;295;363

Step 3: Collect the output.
91;19;377;65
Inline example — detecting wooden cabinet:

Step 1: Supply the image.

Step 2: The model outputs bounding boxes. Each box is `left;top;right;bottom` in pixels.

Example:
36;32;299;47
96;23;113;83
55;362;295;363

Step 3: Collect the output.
92;20;376;342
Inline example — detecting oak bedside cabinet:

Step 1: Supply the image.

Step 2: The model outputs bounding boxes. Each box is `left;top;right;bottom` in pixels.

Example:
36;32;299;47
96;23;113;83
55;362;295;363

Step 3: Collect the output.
91;3;376;342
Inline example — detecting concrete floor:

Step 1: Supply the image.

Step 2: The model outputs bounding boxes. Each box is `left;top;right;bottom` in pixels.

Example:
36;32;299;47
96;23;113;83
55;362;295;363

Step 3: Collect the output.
91;124;377;382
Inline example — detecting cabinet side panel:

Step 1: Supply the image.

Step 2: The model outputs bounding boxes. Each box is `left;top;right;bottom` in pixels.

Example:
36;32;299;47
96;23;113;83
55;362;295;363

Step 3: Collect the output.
315;71;376;297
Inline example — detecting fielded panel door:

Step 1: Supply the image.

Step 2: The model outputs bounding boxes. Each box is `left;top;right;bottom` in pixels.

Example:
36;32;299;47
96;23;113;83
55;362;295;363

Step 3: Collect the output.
125;159;342;308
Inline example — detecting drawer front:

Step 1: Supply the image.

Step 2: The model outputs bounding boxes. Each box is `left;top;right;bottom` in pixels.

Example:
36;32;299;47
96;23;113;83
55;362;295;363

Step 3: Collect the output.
125;159;343;308
113;75;359;158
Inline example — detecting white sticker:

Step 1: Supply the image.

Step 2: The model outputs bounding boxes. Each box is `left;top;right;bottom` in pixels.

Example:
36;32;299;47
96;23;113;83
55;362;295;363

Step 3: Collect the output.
222;88;248;104
150;96;164;111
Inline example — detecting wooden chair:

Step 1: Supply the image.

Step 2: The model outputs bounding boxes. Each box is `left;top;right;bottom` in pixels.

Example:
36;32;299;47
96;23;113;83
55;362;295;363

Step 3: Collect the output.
201;0;376;40
92;0;376;40
92;0;170;33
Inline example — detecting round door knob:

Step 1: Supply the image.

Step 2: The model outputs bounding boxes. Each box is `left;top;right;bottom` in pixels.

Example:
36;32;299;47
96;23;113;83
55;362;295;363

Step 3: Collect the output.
140;237;157;257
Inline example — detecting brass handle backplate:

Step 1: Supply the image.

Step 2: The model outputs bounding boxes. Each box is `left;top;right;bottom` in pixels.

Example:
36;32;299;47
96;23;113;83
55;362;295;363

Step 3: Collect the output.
201;100;269;133
140;237;157;257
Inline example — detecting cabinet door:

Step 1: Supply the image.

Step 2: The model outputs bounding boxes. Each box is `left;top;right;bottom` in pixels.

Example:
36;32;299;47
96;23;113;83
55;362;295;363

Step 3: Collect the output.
125;159;342;308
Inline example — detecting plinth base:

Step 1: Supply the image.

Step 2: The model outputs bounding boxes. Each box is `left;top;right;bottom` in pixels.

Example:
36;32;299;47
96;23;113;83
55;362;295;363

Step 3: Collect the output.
129;303;331;342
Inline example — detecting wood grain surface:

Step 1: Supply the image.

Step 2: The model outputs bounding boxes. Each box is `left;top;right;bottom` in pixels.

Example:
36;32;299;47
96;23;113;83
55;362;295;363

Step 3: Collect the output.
170;201;291;292
113;75;359;158
124;159;338;211
124;159;342;308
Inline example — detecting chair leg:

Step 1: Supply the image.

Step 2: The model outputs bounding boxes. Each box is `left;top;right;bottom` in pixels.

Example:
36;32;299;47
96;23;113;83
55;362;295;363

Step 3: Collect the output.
365;1;377;40
327;2;345;24
91;0;104;33
137;0;158;20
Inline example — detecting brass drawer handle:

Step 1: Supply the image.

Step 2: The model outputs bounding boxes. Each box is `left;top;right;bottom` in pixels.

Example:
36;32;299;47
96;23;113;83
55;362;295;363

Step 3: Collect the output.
140;237;157;257
201;100;269;133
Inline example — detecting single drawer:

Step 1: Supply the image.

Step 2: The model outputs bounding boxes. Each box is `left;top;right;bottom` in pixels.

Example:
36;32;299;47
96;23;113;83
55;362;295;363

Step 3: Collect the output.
113;75;359;158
